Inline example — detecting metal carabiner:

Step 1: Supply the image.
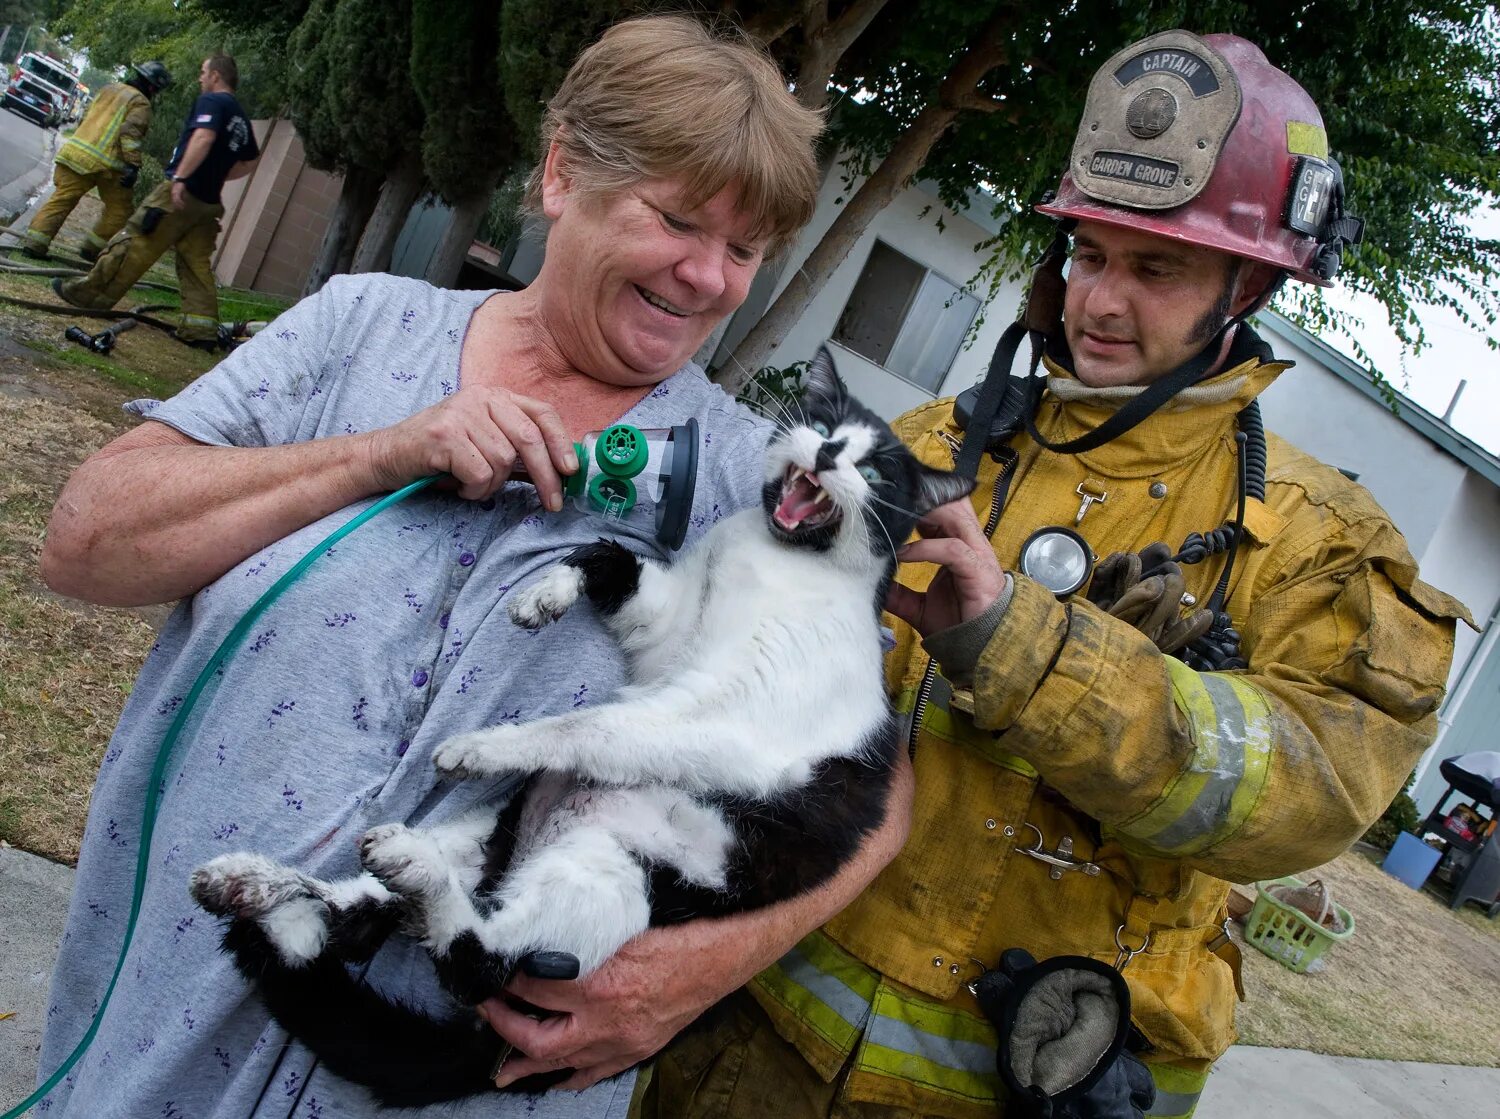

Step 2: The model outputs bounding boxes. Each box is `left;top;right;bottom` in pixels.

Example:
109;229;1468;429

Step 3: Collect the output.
1015;823;1102;880
1113;924;1151;971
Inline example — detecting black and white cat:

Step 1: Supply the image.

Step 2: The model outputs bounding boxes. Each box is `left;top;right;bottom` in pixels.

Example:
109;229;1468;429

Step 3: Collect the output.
189;349;972;1106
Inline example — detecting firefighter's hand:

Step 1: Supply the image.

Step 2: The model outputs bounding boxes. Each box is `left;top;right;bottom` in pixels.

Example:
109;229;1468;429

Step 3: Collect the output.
886;499;1006;636
119;164;139;189
363;383;578;505
479;923;726;1092
170;180;187;211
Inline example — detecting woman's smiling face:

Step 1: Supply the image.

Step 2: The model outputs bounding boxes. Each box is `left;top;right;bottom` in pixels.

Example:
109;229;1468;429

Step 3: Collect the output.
538;147;768;387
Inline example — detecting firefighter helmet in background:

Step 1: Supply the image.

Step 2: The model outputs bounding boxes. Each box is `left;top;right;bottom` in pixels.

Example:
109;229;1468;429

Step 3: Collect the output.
131;61;173;94
1037;30;1363;286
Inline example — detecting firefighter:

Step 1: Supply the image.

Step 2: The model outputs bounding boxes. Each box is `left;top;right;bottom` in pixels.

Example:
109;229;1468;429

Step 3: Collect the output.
637;29;1472;1119
22;61;172;262
54;54;258;348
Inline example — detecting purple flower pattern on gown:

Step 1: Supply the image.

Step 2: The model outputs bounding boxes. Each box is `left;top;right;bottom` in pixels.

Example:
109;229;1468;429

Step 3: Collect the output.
37;273;773;1119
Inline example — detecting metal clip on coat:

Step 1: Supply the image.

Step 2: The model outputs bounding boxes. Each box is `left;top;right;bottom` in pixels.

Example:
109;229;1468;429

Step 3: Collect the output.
1016;823;1102;880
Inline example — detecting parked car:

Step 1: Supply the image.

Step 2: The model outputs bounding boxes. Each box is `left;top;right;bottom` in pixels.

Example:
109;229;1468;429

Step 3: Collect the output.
2;52;81;129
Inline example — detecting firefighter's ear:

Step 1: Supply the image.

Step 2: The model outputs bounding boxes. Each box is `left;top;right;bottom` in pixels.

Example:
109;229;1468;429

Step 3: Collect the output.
540;135;574;220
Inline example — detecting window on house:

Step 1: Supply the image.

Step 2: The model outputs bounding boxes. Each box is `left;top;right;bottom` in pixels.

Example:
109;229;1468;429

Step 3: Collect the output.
833;240;980;393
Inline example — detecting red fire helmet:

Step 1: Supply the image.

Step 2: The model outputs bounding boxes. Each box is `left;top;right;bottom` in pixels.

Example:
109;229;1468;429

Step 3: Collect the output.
1037;30;1361;287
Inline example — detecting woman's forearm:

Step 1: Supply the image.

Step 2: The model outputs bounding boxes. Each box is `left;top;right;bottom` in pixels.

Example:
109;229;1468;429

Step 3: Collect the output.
41;422;386;606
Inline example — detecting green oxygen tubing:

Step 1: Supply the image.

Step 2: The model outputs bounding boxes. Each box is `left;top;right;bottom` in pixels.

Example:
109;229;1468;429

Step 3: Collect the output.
2;476;437;1119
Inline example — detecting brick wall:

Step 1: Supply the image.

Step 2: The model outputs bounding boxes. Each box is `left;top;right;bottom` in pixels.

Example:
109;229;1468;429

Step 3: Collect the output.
213;119;342;299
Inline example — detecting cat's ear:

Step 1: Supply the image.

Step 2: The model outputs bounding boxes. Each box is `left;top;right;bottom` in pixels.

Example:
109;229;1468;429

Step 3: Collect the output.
801;345;846;408
914;465;975;515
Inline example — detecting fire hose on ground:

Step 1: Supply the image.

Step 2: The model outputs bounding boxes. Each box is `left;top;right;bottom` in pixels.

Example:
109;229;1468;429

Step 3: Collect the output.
0;224;266;351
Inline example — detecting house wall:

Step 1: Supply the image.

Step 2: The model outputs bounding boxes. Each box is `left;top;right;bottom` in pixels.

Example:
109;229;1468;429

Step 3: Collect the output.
758;167;1026;420
1255;326;1468;559
213;119;344;299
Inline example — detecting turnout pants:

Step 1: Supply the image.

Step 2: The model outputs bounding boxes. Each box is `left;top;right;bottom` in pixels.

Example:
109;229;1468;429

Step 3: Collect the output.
60;182;224;342
25;164;135;257
634;990;1207;1119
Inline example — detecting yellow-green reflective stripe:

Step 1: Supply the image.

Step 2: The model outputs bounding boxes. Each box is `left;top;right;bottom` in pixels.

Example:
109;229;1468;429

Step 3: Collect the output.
860;989;1001;1103
1145;1060;1209;1118
754;934;877;1051
1147;1087;1201;1118
1120;663;1272;855
60;137;123;171
179;315;219;325
901;680;1038;778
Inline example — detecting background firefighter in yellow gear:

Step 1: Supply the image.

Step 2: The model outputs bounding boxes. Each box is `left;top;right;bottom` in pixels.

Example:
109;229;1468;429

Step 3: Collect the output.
23;62;172;262
638;30;1471;1119
55;55;258;347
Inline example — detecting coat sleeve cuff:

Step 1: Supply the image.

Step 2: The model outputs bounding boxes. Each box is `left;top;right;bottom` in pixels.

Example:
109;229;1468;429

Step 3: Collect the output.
970;574;1071;731
921;575;1014;687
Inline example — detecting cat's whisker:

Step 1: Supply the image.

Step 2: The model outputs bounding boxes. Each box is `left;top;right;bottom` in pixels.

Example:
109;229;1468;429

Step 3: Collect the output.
868;510;900;559
866;493;918;519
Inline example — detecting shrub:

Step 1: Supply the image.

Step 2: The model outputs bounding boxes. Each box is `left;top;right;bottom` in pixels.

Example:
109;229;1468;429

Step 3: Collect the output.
1363;769;1423;850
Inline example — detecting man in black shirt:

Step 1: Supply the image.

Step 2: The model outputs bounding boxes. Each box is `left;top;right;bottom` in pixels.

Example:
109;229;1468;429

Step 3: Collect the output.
55;55;259;348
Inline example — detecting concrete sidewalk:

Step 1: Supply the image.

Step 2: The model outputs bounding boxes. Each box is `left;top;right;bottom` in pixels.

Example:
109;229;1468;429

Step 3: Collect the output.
3;844;1499;1116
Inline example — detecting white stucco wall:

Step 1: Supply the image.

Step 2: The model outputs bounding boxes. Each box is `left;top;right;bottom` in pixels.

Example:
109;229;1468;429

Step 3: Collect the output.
761;169;1026;421
1255;326;1468;559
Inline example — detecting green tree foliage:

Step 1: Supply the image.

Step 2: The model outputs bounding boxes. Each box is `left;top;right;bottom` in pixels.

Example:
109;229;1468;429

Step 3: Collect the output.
498;0;632;158
410;0;515;203
826;0;1499;376
284;0;342;169
324;0;424;173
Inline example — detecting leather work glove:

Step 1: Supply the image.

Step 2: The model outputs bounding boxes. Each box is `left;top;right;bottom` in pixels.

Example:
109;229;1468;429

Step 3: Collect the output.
972;949;1156;1119
119;164;139;189
1086;542;1213;655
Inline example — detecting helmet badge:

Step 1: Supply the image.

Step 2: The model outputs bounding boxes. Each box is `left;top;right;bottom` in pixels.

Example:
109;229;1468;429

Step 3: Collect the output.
1125;88;1178;139
1070;30;1241;211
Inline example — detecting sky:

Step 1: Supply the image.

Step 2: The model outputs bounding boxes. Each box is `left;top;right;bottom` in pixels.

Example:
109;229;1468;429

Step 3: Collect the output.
1317;205;1500;456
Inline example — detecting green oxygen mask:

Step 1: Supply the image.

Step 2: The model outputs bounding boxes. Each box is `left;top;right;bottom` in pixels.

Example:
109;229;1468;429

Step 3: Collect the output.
511;419;699;551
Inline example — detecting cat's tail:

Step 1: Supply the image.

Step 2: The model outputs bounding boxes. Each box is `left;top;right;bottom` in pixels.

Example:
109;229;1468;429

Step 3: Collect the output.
224;919;505;1107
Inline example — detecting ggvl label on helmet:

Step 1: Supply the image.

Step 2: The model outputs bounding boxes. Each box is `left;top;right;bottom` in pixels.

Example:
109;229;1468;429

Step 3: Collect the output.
1070;29;1241;211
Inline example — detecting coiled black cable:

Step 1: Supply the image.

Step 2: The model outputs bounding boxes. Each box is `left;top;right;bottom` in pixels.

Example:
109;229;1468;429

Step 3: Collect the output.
1174;401;1265;671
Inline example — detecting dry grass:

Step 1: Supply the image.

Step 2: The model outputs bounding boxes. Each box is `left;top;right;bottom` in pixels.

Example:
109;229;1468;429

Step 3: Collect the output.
1233;844;1500;1065
0;392;161;863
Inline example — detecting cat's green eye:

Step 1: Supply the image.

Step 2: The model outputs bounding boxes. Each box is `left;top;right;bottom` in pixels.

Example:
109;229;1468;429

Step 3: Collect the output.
811;420;831;437
858;464;882;484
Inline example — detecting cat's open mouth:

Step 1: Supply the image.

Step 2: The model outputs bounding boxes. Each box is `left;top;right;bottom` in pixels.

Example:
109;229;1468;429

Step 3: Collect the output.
772;466;841;535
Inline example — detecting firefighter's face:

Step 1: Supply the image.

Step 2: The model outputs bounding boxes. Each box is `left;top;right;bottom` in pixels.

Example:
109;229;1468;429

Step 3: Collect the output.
538;145;766;385
1063;221;1268;387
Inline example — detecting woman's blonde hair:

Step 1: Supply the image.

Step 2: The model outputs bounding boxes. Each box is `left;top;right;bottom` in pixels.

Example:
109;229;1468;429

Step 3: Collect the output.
524;14;824;256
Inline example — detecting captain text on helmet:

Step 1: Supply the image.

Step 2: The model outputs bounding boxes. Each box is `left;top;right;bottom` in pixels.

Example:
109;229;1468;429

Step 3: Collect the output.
640;29;1471;1119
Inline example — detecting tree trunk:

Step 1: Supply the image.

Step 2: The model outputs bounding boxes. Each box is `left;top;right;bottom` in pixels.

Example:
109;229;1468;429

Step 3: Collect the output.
423;190;491;289
718;8;1013;393
350;162;426;275
302;165;383;296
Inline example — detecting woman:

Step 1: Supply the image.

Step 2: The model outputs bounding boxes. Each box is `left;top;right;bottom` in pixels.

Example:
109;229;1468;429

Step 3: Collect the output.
36;16;910;1117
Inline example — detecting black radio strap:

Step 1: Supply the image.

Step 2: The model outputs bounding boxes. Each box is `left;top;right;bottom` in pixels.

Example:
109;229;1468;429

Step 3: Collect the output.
954;321;1034;481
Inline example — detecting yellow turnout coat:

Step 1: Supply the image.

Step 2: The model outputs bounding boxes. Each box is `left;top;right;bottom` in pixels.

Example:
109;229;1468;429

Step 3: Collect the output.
750;343;1469;1118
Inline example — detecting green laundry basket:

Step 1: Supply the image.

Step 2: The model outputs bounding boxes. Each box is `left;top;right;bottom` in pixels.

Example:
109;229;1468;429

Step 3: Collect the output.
1244;875;1355;973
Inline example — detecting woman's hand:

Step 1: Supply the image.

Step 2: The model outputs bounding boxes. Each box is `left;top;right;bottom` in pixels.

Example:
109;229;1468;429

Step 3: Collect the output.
479;923;732;1092
364;384;579;505
885;498;1006;636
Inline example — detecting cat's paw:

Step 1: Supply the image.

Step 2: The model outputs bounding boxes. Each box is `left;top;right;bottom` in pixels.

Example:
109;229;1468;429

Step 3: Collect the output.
432;728;521;779
359;823;448;900
190;853;316;918
508;565;584;629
